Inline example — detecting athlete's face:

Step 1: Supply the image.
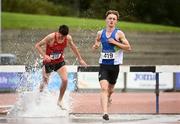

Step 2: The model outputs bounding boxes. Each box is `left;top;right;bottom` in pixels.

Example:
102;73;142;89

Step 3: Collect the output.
106;14;118;28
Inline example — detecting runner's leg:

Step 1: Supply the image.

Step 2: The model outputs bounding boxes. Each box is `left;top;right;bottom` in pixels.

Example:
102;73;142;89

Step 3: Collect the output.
100;80;109;115
108;84;115;106
56;65;68;108
40;66;50;92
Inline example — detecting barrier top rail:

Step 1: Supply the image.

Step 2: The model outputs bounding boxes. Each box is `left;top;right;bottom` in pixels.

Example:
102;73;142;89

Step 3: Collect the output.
0;65;180;73
0;65;26;72
77;65;180;73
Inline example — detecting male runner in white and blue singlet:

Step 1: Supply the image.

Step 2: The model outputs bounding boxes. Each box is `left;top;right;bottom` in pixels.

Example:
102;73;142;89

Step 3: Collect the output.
92;10;132;120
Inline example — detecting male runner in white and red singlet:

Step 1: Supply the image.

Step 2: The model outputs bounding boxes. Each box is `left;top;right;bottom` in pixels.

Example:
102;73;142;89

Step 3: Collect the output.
35;25;87;109
92;10;132;120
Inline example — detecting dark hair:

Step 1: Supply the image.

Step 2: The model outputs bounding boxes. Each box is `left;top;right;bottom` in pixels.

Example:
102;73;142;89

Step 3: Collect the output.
105;10;119;20
59;25;69;36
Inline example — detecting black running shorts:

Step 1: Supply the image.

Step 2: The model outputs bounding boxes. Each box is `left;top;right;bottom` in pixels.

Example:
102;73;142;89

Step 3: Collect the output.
98;64;119;85
44;61;65;73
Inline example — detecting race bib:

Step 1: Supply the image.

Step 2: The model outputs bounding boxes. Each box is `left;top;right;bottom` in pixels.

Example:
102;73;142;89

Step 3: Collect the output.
101;52;115;59
50;53;62;60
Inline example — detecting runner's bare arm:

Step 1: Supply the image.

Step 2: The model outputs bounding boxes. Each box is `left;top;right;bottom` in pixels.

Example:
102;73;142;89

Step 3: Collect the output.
35;33;53;61
108;31;132;51
92;31;102;49
67;35;87;66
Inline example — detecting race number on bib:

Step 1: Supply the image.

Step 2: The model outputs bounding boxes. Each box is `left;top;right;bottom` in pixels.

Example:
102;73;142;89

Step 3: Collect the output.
50;53;62;60
101;52;115;59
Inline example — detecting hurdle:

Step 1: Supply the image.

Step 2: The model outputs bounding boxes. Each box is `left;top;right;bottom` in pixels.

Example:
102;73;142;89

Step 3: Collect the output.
78;65;180;114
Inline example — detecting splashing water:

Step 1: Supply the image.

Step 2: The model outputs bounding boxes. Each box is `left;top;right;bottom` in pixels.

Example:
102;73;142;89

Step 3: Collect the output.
8;90;71;118
7;59;74;118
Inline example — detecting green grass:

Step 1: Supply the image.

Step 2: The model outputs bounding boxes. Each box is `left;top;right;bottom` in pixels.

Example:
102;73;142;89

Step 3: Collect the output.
2;12;180;32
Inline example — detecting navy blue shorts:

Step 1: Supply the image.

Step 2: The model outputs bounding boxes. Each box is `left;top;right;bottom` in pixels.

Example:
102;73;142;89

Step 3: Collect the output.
44;61;65;73
98;64;119;85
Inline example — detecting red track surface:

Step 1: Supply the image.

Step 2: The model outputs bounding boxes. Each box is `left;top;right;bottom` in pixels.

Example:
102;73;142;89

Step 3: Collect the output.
71;92;180;114
1;92;180;114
